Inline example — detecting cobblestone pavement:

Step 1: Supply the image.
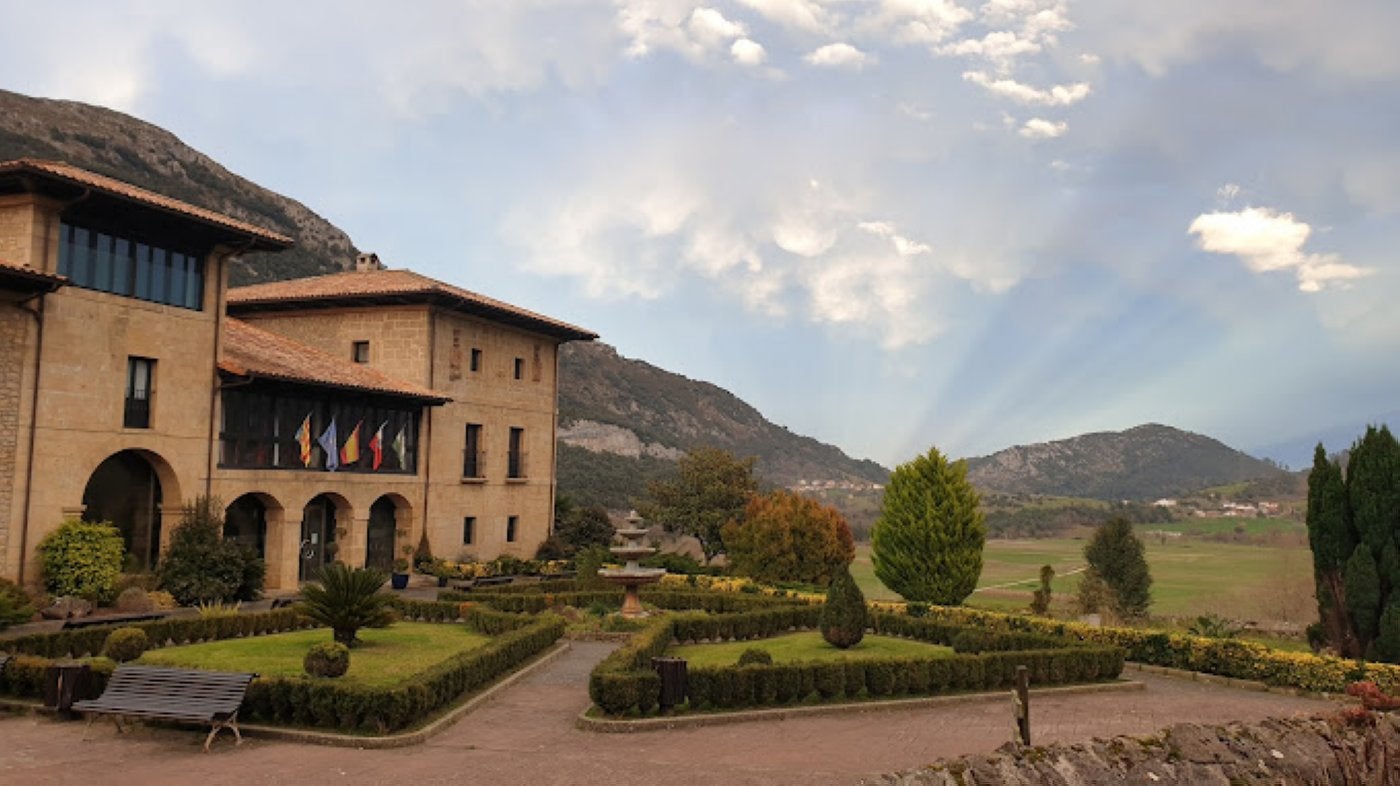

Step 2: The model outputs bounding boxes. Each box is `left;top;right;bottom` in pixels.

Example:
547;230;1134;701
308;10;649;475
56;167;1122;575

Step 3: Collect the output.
0;642;1340;786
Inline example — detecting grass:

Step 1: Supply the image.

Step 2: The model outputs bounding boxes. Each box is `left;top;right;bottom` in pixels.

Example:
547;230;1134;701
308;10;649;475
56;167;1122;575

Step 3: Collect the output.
668;631;954;667
851;535;1316;625
136;623;490;688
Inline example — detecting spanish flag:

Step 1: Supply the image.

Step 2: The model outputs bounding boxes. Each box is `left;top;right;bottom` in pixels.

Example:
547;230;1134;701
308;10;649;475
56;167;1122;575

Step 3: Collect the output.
340;420;363;467
369;421;387;470
295;413;313;467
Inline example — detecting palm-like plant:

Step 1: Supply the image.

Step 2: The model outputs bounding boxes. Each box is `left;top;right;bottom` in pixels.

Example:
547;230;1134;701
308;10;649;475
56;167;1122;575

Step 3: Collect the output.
298;563;395;646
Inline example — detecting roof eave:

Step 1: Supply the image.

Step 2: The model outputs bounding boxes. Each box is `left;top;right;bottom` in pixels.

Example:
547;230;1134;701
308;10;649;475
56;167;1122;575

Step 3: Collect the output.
217;366;451;405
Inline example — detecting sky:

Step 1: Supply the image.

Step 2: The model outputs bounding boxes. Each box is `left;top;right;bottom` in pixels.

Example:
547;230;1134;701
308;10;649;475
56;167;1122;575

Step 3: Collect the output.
2;1;1398;470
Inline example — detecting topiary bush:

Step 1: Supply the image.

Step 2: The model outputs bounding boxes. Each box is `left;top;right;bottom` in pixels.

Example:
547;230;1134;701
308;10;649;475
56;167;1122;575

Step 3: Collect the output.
737;647;773;666
0;577;37;630
101;626;150;662
820;562;867;649
114;586;155;613
37;519;125;603
158;497;265;606
303;642;351;678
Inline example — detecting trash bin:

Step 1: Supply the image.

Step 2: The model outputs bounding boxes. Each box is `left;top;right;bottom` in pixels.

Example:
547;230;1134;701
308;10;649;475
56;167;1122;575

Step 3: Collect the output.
651;657;688;711
43;662;92;716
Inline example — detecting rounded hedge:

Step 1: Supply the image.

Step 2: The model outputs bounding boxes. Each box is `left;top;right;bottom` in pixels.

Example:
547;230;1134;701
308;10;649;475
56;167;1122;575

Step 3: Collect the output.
737;647;774;666
101;626;150;662
304;641;351;678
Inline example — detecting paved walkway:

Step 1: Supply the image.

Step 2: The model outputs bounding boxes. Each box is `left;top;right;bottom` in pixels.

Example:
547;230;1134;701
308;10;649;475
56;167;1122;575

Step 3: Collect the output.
0;642;1340;786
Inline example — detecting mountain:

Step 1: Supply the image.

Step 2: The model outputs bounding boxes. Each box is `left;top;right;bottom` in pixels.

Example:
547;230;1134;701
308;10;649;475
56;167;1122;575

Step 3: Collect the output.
556;342;890;501
0;89;354;284
964;423;1290;501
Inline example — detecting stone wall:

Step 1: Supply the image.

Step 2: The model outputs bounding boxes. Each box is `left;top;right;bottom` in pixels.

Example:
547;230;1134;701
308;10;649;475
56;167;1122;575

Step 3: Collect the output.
0;303;30;577
881;715;1400;786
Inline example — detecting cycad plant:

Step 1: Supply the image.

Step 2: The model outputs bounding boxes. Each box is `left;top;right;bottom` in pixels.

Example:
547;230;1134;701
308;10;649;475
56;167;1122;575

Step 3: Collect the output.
299;563;395;646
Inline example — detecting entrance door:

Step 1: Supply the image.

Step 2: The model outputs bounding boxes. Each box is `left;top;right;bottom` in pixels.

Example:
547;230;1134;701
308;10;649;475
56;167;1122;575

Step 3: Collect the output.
82;450;163;570
365;497;396;573
299;496;337;581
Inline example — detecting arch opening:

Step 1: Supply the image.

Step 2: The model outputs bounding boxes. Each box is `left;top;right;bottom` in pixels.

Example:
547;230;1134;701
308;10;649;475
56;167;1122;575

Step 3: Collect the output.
81;450;165;570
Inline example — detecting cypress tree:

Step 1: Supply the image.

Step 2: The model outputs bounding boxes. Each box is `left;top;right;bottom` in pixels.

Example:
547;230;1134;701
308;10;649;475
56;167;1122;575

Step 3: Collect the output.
871;447;985;604
1345;543;1382;647
820;562;867;649
1376;602;1400;664
1306;444;1360;655
1346;426;1400;557
1083;518;1152;620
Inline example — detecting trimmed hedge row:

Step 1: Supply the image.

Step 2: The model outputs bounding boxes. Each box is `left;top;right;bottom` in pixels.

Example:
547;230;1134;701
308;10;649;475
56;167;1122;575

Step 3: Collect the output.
912;605;1400;695
670;606;822;644
0;608;311;659
588;618;672;715
437;587;808;615
241;613;566;733
0;654;116;699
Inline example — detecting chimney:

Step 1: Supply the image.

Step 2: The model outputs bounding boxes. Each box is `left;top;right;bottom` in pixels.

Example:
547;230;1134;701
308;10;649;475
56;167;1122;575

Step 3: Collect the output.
355;252;384;272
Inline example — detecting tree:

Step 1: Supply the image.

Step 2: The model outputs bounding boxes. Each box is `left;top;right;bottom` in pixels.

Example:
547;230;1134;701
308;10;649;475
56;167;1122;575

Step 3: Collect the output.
871;447;984;604
1083;518;1152;620
158;498;264;606
640;447;758;562
1306;444;1360;655
820;562;867;649
721;490;855;586
1345;543;1382;647
1030;564;1055;616
557;504;616;552
298;563;395;646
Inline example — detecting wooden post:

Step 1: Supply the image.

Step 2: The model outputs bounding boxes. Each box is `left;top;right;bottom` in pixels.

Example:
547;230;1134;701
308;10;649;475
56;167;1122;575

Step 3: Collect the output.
1013;665;1030;745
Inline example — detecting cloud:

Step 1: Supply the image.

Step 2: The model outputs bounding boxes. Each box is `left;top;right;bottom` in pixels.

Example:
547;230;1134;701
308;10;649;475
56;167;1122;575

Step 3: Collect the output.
962;70;1090;105
1188;206;1372;292
804;43;873;69
1018;117;1067;138
736;0;836;33
620;1;746;61
731;38;768;66
859;0;975;47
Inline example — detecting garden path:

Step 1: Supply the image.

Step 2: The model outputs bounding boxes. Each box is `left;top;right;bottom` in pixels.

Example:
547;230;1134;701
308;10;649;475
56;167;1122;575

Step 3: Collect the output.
0;641;1340;786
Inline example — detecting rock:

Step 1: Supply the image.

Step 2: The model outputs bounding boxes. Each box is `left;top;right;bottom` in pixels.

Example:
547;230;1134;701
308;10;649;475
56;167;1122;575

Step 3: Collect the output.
40;596;93;619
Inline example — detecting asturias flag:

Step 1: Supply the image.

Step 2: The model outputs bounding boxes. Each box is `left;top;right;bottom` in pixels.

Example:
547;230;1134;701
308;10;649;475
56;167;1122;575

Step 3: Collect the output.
295;413;314;467
340;421;362;467
318;419;339;472
369;421;386;470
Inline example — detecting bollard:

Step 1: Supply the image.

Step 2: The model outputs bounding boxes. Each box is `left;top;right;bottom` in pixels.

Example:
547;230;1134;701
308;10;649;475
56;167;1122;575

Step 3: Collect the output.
43;662;92;717
1012;665;1030;745
652;657;688;711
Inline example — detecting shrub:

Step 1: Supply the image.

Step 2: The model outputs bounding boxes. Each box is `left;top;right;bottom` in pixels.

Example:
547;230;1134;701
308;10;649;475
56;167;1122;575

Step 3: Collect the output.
641;551;707;575
114;586;155;613
146;591;178;610
0;577;36;629
37;519;125;603
1030;564;1054;615
299;563;395;646
737;647;773;666
158;497;264;605
1084;518;1152;620
820;562;867;649
1188;613;1242;639
871;447;984;604
721;490;855;586
304;642;351;678
906;601;929;618
101;626;150;662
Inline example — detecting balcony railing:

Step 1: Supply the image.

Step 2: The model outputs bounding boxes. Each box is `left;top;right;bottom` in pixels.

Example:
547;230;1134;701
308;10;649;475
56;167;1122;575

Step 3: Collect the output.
124;397;151;429
507;450;527;480
463;448;486;479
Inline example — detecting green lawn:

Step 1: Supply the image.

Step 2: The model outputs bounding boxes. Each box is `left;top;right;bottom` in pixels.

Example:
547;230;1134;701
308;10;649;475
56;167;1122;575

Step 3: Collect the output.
852;536;1316;625
137;623;489;688
668;631;953;667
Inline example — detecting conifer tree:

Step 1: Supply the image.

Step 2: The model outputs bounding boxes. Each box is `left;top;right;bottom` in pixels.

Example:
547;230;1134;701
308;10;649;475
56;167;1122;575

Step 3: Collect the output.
1083;518;1152;620
820;562;867;649
871;447;984;604
1345;543;1382;647
1306;444;1359;655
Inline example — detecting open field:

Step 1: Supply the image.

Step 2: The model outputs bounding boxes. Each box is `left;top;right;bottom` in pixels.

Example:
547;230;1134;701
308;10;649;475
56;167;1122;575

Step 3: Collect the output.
668;631;953;667
136;622;489;688
851;535;1315;626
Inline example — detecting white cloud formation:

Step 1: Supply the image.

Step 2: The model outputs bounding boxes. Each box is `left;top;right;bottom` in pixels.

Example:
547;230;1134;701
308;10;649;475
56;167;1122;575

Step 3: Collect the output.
731;38;768;66
860;0;975;47
804;43;873;69
1188;206;1372;292
620;1;747;62
962;70;1090;105
736;0;837;33
1018;117;1067;138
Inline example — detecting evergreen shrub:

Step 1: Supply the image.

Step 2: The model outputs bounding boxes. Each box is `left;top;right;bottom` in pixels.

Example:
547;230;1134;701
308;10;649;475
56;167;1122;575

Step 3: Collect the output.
158;498;264;605
737;647;773;666
38;519;125;603
100;627;150;662
304;642;351;678
820;563;867;649
0;577;36;629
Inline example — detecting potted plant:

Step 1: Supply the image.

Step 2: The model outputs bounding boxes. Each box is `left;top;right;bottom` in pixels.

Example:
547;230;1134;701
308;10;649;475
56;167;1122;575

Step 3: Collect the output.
391;544;413;590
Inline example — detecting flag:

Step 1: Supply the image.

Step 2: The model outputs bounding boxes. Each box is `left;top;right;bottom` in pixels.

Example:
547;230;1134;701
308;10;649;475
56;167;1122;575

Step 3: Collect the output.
369;421;386;470
392;425;407;470
318;419;339;472
295;413;314;467
340;421;362;467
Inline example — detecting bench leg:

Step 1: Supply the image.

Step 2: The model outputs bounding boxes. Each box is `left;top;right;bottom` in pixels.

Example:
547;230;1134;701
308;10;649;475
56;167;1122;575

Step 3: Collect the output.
204;711;242;752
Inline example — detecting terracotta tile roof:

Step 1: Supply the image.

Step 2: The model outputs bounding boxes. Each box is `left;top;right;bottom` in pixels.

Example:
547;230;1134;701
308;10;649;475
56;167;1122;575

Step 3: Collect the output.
0;257;67;291
0;159;293;248
220;318;450;403
227;268;598;342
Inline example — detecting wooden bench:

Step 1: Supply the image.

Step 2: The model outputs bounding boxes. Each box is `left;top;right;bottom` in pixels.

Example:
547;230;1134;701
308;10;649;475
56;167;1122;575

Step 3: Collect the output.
72;665;258;751
269;597;297;610
61;612;165;630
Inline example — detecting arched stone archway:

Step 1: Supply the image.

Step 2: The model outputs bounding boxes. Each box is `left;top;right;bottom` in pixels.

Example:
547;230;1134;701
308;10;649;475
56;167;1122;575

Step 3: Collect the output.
365;494;413;573
224;493;271;559
299;493;351;582
81;449;180;570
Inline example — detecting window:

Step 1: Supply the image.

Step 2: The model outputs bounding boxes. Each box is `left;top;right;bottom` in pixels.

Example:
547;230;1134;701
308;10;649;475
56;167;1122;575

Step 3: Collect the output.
507;427;525;479
506;516;518;543
470;348;482;372
218;387;421;473
352;341;370;363
463;423;483;478
58;222;205;310
124;357;154;429
513;357;524;380
462;516;476;546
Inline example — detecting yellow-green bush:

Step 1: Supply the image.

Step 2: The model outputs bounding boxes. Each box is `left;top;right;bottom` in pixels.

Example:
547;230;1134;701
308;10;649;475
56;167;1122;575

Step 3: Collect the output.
38;519;125;603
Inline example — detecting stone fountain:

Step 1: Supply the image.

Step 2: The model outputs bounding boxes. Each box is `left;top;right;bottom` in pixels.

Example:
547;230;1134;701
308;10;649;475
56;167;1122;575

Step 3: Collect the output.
598;511;666;618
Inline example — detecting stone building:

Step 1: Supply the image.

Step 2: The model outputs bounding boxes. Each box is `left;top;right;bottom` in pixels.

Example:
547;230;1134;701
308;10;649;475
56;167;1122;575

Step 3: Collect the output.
0;159;595;590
